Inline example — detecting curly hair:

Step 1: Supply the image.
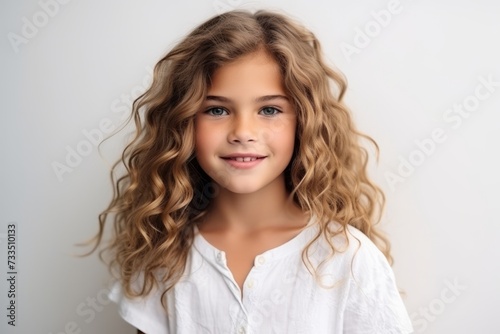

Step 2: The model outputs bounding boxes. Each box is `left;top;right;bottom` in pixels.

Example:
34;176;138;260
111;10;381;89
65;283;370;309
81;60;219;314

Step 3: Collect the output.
90;9;390;308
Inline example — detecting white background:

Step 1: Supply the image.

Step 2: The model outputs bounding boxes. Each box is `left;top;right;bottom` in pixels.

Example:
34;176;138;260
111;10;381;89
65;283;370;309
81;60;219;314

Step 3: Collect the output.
1;0;499;333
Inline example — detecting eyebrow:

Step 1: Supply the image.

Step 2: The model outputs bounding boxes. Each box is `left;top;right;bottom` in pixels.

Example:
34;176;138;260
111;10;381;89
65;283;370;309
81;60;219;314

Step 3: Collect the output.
205;95;289;103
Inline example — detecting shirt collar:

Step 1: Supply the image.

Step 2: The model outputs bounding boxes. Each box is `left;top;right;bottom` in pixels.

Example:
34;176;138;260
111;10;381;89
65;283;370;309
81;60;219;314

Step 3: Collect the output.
192;215;318;268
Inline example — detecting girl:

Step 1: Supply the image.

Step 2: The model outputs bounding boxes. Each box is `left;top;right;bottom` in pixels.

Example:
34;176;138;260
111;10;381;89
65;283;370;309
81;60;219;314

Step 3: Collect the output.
93;9;414;334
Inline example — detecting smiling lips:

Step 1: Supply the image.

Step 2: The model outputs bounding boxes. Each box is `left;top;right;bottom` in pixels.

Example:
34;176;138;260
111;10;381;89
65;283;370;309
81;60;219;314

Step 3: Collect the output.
221;154;267;168
224;157;262;162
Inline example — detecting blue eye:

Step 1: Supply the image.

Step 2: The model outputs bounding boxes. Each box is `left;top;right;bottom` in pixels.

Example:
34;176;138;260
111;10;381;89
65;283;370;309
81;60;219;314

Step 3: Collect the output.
206;107;228;116
260;107;280;116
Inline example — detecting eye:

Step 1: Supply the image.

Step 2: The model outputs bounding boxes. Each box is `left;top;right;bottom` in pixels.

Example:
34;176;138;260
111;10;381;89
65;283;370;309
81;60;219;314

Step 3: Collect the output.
260;107;280;116
205;107;228;116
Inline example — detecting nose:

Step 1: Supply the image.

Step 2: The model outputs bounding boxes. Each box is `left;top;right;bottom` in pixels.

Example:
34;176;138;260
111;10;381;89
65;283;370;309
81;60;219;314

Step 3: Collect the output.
228;114;257;143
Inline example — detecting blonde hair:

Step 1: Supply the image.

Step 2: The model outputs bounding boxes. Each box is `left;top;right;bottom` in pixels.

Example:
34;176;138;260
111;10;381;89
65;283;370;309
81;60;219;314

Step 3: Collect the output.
90;9;390;307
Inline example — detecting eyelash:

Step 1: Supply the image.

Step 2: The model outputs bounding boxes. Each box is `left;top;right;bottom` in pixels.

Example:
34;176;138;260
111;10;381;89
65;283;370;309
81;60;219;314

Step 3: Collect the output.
204;106;282;117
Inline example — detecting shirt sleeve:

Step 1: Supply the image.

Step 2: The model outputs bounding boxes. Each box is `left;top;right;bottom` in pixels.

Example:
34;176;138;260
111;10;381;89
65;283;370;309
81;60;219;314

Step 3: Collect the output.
108;277;170;334
342;228;414;334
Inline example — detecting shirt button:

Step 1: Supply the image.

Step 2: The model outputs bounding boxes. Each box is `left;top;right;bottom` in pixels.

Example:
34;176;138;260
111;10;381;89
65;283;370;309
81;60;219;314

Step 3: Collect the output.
256;255;266;265
246;279;255;288
216;252;222;261
237;326;246;334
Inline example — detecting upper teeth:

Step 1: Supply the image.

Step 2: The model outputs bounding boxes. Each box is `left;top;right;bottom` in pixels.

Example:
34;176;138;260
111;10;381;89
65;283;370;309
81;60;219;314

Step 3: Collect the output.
232;157;258;162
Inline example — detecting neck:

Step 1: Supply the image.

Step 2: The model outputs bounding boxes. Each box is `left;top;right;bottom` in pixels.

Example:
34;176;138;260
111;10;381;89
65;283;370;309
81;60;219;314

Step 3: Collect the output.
202;176;306;233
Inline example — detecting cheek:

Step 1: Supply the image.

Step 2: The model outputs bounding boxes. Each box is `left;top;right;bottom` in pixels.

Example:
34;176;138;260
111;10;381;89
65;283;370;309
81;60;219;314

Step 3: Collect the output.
194;122;221;158
263;118;296;152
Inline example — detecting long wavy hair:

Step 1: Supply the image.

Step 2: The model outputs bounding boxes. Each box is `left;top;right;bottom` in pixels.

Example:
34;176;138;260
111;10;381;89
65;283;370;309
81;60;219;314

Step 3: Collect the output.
90;9;391;307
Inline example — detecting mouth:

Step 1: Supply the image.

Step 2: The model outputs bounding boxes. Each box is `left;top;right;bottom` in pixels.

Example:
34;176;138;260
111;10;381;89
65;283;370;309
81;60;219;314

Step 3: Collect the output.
220;155;267;169
221;156;266;162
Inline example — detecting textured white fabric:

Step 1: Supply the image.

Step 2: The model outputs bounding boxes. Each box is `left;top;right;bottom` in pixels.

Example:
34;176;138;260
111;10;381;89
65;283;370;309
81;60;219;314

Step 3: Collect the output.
108;218;414;333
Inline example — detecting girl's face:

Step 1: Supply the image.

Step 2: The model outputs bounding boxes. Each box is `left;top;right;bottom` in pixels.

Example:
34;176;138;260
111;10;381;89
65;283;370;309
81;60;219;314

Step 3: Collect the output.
194;49;296;195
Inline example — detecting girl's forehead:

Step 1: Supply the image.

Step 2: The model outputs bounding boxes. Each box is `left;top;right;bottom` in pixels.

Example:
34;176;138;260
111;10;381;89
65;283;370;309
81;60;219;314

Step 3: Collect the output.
207;50;285;97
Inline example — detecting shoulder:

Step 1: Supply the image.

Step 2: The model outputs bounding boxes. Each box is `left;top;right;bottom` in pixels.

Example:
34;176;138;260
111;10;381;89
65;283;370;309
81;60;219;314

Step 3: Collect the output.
108;273;170;334
337;224;398;300
313;222;391;275
343;224;394;277
303;221;396;295
324;223;414;333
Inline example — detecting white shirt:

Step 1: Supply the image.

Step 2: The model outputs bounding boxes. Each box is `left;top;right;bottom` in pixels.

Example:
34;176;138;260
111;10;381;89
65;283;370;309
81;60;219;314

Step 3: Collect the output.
109;217;414;333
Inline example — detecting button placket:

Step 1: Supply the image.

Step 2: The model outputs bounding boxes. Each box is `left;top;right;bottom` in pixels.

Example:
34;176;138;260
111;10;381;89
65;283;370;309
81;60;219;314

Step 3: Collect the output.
254;255;266;267
246;279;255;289
215;250;243;303
216;251;227;266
